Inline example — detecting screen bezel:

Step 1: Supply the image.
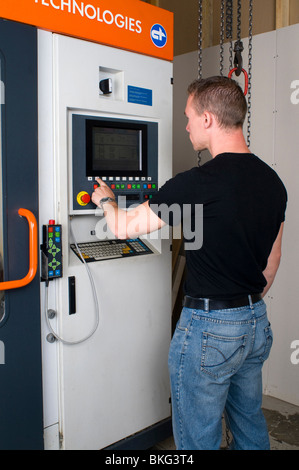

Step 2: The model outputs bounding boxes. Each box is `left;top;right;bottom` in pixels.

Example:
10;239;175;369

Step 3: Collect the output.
86;119;148;177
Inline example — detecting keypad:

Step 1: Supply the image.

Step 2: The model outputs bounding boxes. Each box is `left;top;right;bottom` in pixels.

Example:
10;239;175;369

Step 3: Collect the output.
71;238;153;262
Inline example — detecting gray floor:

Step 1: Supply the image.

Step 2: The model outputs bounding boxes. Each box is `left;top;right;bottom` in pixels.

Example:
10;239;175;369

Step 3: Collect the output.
153;395;299;450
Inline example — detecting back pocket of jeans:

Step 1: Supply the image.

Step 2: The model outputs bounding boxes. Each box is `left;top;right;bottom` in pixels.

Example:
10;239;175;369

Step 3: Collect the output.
259;324;273;363
201;332;248;379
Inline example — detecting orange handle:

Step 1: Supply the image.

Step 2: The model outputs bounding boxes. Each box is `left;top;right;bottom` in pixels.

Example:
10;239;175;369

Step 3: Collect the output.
0;209;38;291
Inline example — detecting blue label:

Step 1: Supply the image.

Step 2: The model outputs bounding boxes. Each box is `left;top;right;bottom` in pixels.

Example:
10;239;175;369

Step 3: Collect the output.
150;24;167;48
128;86;152;106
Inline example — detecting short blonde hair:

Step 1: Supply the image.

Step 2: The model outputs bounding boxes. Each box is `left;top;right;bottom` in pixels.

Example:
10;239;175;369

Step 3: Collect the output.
188;76;247;129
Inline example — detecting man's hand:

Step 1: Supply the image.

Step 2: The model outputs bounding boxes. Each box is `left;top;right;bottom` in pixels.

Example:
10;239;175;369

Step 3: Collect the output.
91;177;166;239
91;178;116;207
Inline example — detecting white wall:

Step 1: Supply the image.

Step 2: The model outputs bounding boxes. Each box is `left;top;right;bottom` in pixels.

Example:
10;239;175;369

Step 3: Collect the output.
173;25;299;406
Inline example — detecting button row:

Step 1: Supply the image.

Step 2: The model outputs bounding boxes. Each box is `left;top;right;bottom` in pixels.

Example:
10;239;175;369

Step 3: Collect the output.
48;226;61;243
88;176;153;182
49;269;62;277
109;183;156;190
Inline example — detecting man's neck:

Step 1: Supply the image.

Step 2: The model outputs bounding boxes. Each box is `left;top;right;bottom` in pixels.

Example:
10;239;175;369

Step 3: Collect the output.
208;127;251;158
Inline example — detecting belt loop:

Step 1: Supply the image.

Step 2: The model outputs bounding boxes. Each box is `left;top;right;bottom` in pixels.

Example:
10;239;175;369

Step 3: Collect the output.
248;295;253;309
204;298;210;312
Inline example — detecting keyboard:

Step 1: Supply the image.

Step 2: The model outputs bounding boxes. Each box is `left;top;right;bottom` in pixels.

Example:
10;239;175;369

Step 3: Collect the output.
70;238;153;262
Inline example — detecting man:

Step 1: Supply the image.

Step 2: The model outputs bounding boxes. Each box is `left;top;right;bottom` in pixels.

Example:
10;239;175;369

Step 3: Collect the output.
92;76;287;450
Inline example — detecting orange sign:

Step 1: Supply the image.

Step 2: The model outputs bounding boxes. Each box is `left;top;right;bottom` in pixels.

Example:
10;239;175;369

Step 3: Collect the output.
0;0;173;61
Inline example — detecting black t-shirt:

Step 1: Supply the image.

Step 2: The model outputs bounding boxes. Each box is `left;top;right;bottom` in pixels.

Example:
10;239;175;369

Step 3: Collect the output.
149;153;287;300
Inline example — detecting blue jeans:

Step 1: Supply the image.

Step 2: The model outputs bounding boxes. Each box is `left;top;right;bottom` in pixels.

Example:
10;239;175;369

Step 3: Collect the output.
168;298;273;450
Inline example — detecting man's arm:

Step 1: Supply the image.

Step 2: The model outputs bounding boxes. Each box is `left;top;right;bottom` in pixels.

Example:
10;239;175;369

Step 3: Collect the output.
91;178;166;239
262;222;284;297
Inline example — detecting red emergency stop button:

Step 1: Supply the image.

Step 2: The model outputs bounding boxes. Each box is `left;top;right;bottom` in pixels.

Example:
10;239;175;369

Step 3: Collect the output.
81;193;91;204
77;191;91;206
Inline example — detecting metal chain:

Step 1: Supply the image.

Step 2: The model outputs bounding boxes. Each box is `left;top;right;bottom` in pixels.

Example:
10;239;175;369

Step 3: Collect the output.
226;0;234;69
198;0;203;79
220;0;225;76
233;0;243;76
247;0;253;147
237;0;242;40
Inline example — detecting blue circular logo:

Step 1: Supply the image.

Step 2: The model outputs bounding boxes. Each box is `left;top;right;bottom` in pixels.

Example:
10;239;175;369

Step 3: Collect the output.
150;24;167;48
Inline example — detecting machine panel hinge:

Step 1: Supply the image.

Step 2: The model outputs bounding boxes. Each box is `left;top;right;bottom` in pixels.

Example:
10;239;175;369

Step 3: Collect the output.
59;432;64;450
0;80;5;104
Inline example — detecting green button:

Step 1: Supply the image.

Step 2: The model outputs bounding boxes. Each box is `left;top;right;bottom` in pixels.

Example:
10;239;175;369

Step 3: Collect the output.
152;184;156;189
121;184;125;189
48;233;53;238
137;184;141;189
132;184;136;189
116;184;120;190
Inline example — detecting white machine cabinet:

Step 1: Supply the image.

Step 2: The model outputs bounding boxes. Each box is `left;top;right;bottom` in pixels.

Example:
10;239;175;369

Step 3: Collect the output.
39;31;173;450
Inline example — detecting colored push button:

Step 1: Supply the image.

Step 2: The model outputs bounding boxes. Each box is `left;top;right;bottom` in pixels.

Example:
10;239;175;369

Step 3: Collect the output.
81;193;91;204
77;191;91;206
143;183;156;189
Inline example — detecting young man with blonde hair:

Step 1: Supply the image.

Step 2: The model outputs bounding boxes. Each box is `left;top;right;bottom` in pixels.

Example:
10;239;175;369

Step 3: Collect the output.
92;76;287;450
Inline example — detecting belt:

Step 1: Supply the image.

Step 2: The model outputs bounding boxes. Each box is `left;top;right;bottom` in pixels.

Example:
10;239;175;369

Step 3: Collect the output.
183;293;262;311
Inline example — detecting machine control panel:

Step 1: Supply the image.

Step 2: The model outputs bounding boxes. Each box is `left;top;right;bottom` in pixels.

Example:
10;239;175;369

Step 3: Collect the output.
75;177;157;208
71;114;159;214
41;220;63;281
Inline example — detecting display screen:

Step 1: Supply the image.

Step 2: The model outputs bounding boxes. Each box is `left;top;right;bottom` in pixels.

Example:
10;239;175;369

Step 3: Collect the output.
86;119;147;176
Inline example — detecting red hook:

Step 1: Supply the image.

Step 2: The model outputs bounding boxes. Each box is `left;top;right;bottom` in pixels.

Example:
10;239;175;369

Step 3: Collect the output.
228;68;248;96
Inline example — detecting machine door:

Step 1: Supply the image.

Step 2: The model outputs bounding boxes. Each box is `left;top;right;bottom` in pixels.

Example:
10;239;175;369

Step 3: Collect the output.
0;20;43;450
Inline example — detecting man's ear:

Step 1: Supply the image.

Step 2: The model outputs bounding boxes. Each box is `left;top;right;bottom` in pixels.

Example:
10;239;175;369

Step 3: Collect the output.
203;111;213;129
